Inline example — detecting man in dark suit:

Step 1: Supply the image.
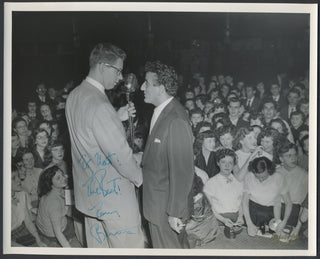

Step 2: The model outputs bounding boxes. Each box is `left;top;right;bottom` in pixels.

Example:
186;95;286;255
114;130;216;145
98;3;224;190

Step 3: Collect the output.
270;82;287;110
228;97;250;130
65;43;144;248
244;85;261;114
280;88;301;123
141;61;194;248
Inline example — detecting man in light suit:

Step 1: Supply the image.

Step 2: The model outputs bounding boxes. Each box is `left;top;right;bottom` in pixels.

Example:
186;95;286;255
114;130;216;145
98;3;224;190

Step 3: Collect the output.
141;61;194;248
65;43;144;248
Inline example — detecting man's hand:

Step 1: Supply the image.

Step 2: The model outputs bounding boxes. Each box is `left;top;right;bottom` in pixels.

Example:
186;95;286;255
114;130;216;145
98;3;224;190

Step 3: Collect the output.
168;216;185;234
133;152;143;166
117;102;136;121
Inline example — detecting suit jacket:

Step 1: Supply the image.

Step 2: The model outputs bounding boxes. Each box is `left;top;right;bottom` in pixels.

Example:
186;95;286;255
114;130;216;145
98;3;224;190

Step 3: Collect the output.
244;97;261;114
280;105;296;123
142;98;194;225
65;80;142;223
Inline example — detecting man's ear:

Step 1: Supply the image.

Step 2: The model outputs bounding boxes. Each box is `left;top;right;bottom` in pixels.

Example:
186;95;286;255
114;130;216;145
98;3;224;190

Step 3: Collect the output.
158;84;166;94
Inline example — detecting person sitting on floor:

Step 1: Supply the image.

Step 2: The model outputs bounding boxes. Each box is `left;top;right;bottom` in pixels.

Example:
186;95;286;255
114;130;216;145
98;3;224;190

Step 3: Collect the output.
11;165;46;247
242;157;292;237
36;166;81;247
204;149;244;228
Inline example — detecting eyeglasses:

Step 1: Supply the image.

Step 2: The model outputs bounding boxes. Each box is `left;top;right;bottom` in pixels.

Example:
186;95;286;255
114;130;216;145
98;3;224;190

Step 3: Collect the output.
103;63;123;76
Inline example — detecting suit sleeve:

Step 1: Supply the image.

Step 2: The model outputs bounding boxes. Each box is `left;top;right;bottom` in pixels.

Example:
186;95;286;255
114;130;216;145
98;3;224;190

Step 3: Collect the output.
166;118;194;219
92;103;142;187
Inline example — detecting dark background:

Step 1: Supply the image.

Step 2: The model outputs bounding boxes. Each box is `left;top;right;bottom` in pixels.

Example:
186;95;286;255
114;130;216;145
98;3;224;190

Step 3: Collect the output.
12;11;310;111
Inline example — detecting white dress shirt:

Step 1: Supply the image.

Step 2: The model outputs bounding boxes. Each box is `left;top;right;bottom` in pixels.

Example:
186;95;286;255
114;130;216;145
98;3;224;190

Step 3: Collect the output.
149;97;174;134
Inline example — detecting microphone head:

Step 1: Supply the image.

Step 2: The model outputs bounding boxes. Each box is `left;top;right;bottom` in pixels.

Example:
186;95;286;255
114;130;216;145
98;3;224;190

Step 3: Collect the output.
124;73;138;93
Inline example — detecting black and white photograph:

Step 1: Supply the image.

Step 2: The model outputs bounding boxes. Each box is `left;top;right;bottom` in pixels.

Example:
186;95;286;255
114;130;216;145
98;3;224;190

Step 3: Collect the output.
3;1;317;256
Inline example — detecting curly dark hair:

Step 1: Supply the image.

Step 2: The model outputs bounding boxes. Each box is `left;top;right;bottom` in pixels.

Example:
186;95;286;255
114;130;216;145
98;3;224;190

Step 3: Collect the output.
38;165;61;197
232;127;254;151
89;42;126;68
215;148;237;165
193;130;216;156
270;118;289;137
145;60;178;96
248;157;275;176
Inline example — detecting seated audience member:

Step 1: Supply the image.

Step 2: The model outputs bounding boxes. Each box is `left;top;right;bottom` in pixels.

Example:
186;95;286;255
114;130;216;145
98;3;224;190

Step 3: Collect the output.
36;166;81;247
269;81;287;110
242;157;292;236
184;98;196;112
11;165;46;247
232;127;257;181
280;88;301;123
208;88;220;103
204;149;244;227
212;112;231;130
189;108;204;135
289;195;308;240
204;100;214;115
297;134;308;171
297;98;309;121
227;97;249;130
277;142;308;228
32;128;52;169
206;80;218;94
252;125;262;139
216;125;236;150
38;120;53;138
12;131;25;165
20;149;43;216
220;84;231;102
185;174;219;248
12;117;32;148
195;94;207;111
26;100;40;121
257;127;283;164
45;141;69;178
194;130;219;178
289;111;308;143
184;89;195;100
39;103;54;122
33;83;49;107
256;81;267;100
194;121;212;136
270;118;294;143
250;113;264;128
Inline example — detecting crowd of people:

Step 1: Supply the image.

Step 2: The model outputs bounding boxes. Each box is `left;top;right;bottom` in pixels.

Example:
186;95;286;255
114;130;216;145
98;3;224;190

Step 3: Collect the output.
10;42;309;249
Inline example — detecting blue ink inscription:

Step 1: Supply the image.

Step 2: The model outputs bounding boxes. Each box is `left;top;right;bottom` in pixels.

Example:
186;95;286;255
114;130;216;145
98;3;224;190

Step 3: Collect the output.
90;223;140;244
82;168;121;198
88;202;120;218
78;154;92;171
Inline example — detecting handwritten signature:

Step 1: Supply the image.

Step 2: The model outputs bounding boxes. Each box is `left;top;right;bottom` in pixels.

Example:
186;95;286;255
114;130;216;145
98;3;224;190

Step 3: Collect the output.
78;152;121;172
82;168;121;198
88;202;120;218
89;223;140;244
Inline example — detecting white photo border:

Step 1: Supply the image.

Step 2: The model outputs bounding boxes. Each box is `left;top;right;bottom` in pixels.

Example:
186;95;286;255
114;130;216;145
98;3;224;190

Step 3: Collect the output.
3;1;318;256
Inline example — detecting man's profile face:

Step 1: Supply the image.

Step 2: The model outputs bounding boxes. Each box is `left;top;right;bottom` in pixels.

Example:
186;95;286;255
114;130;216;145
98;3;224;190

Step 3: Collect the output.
140;72;161;105
102;58;123;90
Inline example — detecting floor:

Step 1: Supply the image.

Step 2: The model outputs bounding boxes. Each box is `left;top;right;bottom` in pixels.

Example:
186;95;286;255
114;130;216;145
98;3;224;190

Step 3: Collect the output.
197;226;308;250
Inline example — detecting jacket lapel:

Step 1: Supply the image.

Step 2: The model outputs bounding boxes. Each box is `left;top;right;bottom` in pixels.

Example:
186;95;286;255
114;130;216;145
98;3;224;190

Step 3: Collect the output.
142;99;175;164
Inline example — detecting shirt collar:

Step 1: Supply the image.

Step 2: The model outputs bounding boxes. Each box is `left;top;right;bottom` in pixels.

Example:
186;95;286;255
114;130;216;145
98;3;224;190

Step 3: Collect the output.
85;76;105;94
154;96;174;113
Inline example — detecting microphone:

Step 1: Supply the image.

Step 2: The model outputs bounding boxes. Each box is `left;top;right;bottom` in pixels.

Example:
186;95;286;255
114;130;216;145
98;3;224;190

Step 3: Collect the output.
123;73;138;94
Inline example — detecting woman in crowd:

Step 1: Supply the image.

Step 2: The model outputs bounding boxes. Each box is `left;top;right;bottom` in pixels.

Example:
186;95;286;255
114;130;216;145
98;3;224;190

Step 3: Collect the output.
242;157;292;236
194;130;219;178
12;117;32;148
257;127;283;163
32;128;52;169
36;166;81;247
45;141;69;179
11;165;46;247
39;103;54;122
216;125;235;150
20;149;43;218
204;149;244;227
277;142;308;228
